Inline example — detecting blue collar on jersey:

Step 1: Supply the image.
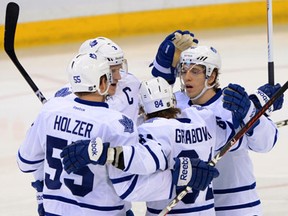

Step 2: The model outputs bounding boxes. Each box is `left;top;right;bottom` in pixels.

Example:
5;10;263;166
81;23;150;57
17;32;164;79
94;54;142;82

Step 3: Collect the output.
74;97;109;108
188;88;222;107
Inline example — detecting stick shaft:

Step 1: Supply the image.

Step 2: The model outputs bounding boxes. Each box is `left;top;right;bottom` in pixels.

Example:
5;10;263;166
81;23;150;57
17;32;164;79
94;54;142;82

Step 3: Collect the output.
4;2;47;104
267;0;274;85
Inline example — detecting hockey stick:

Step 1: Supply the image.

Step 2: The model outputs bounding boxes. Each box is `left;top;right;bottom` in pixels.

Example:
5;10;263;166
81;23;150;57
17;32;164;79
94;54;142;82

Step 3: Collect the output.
159;80;288;216
267;0;274;85
4;2;47;104
275;119;288;128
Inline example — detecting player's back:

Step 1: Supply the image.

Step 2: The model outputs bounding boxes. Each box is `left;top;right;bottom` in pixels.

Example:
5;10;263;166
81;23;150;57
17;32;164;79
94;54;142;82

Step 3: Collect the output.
141;112;218;216
18;96;138;216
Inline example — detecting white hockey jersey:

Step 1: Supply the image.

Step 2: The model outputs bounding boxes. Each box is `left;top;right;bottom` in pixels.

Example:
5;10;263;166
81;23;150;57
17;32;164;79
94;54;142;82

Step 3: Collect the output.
17;97;142;216
38;71;140;214
175;89;278;216
114;106;234;216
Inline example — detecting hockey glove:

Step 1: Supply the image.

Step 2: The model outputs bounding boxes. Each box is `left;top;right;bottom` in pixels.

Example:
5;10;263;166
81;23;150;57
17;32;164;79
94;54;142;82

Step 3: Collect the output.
151;30;198;84
223;83;260;135
60;137;110;174
249;83;284;116
172;157;219;191
31;180;45;216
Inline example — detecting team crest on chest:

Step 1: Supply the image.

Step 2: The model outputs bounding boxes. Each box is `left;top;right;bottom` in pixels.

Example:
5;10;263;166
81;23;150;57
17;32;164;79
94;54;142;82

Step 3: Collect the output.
119;115;134;133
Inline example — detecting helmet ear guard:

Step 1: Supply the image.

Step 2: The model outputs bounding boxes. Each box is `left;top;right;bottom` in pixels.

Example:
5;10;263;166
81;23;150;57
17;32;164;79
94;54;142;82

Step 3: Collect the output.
67;53;112;95
139;77;176;114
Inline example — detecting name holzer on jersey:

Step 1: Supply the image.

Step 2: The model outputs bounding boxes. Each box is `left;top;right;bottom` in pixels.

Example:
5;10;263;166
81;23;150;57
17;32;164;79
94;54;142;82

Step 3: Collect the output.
54;115;93;138
175;126;212;144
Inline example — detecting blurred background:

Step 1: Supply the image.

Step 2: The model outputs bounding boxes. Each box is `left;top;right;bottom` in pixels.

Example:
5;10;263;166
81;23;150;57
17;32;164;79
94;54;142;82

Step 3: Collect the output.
0;0;287;48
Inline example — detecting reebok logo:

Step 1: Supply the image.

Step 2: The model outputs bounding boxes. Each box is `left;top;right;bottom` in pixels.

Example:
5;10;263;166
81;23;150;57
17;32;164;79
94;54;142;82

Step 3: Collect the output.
90;139;98;156
180;157;189;180
257;90;269;103
256;90;273;112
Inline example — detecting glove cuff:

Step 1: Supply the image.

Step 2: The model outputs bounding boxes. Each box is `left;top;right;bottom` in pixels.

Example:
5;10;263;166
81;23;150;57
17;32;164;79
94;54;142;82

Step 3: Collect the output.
36;191;43;204
88;137;104;164
176;157;193;187
253;89;274;116
243;102;257;124
151;59;176;84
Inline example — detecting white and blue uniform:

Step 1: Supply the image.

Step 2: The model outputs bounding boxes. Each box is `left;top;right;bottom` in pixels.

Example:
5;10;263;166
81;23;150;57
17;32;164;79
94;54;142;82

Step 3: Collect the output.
36;71;140;215
175;89;278;216
17;96;142;216
115;106;235;216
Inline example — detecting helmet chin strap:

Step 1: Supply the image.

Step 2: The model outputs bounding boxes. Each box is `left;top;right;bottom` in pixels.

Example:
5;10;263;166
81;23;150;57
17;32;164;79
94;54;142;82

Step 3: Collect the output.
190;79;215;101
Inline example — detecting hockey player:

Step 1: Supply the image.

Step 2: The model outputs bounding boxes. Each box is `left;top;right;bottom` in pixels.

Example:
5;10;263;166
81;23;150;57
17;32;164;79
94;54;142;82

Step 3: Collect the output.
134;77;232;215
16;53;142;216
28;36;139;216
60;77;240;215
151;32;284;216
49;37;140;216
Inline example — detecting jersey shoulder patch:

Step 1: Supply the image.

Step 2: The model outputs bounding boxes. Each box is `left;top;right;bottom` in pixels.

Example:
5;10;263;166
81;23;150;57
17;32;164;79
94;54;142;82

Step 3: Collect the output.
119;115;134;133
55;87;72;97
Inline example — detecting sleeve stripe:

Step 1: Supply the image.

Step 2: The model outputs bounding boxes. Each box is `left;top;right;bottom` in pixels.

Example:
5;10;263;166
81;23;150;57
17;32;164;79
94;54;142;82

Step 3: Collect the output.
119;175;139;200
18;151;44;164
144;145;160;170
110;174;135;184
124;146;135;172
18;168;37;173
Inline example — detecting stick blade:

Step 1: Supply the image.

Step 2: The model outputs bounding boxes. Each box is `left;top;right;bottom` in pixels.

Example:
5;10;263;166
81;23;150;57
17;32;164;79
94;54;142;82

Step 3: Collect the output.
4;2;20;53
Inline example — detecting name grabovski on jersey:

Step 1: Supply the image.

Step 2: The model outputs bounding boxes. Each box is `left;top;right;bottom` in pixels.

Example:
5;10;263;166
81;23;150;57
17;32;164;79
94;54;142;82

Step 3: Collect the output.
175;126;212;144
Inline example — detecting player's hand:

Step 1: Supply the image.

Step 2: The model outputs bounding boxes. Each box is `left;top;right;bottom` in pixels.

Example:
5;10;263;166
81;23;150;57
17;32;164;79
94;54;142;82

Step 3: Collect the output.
172;31;198;51
60;137;110;174
172;157;219;191
31;180;45;216
223;83;260;134
249;83;284;116
151;30;198;84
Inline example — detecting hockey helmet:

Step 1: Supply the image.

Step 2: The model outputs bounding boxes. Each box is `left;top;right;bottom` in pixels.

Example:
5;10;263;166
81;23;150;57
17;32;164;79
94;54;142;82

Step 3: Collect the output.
78;37;125;66
139;77;176;114
179;46;221;78
67;52;112;95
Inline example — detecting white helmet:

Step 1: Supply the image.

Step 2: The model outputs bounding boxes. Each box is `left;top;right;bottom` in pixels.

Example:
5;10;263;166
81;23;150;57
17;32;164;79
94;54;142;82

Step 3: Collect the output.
139;77;176;114
179;46;221;78
78;37;125;66
67;53;112;95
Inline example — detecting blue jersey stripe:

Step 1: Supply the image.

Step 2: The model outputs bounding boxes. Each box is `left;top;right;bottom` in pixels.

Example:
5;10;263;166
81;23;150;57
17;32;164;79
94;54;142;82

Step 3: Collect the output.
124;146;135;172
43;194;124;211
110;174;135;184
147;203;214;214
119;175;139;199
213;182;256;194
18;151;44;164
215;200;260;211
